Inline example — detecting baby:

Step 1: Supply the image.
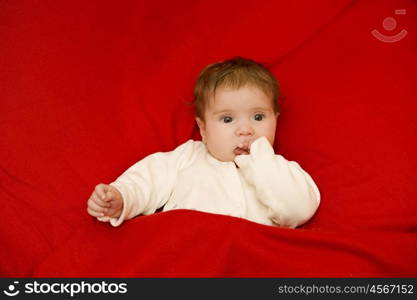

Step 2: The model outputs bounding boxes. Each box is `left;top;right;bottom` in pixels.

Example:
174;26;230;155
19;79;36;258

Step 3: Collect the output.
87;57;320;228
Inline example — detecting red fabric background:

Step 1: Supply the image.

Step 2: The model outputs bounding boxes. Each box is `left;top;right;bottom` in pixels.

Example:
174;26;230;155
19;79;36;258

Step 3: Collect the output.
1;0;416;277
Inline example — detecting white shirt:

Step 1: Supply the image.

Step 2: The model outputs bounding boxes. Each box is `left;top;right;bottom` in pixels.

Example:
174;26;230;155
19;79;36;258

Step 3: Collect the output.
99;136;320;228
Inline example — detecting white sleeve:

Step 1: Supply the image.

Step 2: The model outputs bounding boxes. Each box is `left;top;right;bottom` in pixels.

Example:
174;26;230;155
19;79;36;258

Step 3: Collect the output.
234;137;320;228
98;140;198;227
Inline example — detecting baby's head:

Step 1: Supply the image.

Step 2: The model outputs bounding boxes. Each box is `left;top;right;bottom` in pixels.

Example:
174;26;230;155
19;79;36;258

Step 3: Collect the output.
193;57;280;162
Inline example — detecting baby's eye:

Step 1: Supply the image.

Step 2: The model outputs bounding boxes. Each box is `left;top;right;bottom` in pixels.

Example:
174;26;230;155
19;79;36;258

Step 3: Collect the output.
253;113;265;121
221;116;233;123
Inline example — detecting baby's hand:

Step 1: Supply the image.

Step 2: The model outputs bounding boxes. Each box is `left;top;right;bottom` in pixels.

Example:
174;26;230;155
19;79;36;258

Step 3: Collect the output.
87;183;123;219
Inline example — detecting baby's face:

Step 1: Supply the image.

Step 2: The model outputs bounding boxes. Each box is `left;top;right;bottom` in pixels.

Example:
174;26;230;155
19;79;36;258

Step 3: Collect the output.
197;85;279;162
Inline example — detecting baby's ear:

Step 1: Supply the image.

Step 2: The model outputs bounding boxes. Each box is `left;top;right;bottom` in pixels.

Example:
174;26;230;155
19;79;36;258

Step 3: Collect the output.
196;117;206;140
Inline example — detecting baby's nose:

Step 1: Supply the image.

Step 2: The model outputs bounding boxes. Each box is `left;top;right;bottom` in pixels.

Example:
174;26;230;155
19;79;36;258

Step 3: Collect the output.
236;123;254;136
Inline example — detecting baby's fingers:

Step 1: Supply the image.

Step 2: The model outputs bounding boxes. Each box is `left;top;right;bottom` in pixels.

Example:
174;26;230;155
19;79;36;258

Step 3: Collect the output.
92;193;110;208
87;197;107;217
94;183;108;200
106;205;122;218
87;206;105;218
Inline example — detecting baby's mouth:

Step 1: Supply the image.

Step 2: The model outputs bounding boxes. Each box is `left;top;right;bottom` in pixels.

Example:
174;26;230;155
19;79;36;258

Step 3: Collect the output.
233;145;250;156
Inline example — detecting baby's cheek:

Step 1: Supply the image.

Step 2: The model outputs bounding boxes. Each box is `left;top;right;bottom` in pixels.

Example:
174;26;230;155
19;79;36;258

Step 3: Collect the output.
267;135;275;145
264;127;277;144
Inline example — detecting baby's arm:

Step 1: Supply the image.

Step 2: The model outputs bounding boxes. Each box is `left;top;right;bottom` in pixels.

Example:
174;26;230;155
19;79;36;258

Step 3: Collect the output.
87;140;197;227
234;137;320;228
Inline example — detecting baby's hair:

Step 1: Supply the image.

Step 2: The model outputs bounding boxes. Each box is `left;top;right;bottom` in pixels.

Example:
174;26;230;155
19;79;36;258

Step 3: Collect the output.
193;57;280;120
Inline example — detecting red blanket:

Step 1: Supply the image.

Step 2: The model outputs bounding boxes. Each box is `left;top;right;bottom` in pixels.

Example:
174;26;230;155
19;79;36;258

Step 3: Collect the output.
1;0;416;277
